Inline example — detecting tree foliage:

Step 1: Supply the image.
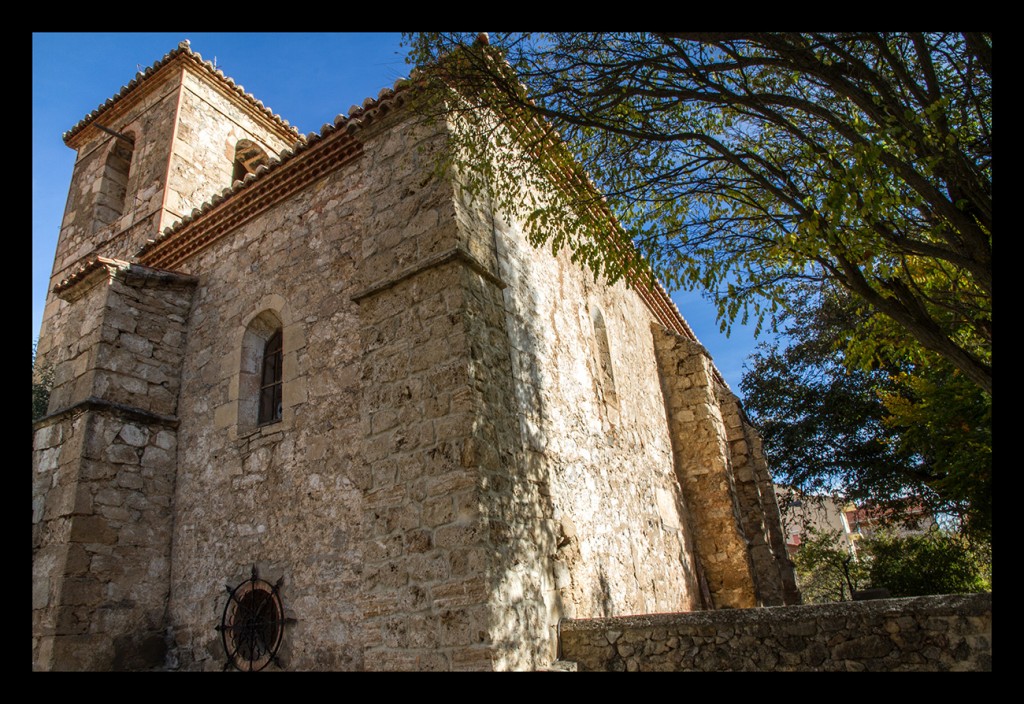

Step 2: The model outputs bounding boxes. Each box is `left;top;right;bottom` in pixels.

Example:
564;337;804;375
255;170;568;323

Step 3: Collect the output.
740;285;991;541
867;530;990;597
32;340;53;422
791;528;868;604
404;32;992;393
792;527;989;603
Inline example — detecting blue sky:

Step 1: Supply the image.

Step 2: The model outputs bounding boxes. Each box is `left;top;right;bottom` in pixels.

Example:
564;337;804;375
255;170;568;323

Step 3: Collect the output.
32;32;769;397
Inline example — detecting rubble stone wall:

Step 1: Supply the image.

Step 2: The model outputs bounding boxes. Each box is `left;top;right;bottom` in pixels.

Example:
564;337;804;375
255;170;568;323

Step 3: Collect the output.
558;593;992;672
444;124;707;655
163;146;370;671
32;266;196;671
650;327;758;608
353;115;507;671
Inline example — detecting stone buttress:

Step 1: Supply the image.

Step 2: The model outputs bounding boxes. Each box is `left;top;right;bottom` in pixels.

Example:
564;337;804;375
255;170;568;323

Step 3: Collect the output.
651;325;799;608
32;260;196;670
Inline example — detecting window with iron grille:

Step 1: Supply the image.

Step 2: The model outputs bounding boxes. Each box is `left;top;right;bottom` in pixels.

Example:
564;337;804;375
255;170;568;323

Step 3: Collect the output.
217;567;290;672
258;330;282;425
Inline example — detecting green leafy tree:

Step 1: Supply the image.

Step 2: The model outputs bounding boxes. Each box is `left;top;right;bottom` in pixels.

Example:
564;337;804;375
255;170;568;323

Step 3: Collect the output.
865;530;990;596
876;359;991;540
793;527;990;602
32;340;54;422
741;285;991;541
404;32;991;393
791;528;868;604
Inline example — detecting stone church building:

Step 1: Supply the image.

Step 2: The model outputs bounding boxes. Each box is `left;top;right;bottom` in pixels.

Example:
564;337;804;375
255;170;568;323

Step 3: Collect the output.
32;40;798;671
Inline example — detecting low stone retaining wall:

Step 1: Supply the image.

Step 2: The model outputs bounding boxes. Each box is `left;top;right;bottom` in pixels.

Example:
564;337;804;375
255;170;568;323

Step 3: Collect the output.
557;593;991;672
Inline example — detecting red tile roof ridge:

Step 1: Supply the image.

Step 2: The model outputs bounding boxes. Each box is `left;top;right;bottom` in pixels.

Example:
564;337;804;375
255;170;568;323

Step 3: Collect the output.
65;39;417;149
132;76;414;262
52;256;130;295
63;39;303;146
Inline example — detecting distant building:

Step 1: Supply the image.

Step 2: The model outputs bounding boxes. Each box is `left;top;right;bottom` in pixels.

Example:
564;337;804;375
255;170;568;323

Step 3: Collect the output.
776;487;858;557
843;503;937;547
777;486;937;560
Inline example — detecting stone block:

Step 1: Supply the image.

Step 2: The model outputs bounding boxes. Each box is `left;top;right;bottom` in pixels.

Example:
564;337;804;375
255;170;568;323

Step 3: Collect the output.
118;424;149;447
34;423;63;450
213;402;235;429
68;515;118;545
141;446;173;470
62;577;104;606
430;577;489;609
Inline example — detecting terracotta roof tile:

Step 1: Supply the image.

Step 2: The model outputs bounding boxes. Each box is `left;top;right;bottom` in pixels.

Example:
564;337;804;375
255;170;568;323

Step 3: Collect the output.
64;44;706;378
53;256;130;296
63;39;301;146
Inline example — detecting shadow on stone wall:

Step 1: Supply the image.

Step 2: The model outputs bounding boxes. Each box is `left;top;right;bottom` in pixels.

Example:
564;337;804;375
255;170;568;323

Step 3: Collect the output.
558;593;991;672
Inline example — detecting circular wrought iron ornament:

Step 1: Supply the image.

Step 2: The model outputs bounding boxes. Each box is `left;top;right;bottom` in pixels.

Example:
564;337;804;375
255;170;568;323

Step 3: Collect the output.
217;567;286;672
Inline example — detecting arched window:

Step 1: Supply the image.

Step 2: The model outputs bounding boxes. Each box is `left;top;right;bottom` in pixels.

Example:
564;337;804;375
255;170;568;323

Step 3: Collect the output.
232;139;270;184
238;309;283;431
93;134;135;232
591;306;618;409
258;330;283;425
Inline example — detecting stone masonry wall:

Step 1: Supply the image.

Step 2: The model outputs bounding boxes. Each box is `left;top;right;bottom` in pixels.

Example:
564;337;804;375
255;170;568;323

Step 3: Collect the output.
352;114;536;671
485;210;707;620
163;152;369;671
167;67;295;229
32;265;196;670
49;70;180;288
355;261;501;671
446;118;706;660
558;593;992;672
717;389;800;606
162;112;519;671
158;102;708;671
650;325;758;608
33;408;88;668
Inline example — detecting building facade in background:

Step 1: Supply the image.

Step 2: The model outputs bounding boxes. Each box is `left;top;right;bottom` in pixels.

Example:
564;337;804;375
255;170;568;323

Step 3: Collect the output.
777;486;938;561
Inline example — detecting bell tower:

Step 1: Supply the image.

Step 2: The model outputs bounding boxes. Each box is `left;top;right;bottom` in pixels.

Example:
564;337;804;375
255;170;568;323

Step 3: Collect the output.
32;40;299;671
54;39;300;274
36;39;299;374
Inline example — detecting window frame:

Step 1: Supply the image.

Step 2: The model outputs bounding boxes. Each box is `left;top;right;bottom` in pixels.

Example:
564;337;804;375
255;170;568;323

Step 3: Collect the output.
257;329;283;425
